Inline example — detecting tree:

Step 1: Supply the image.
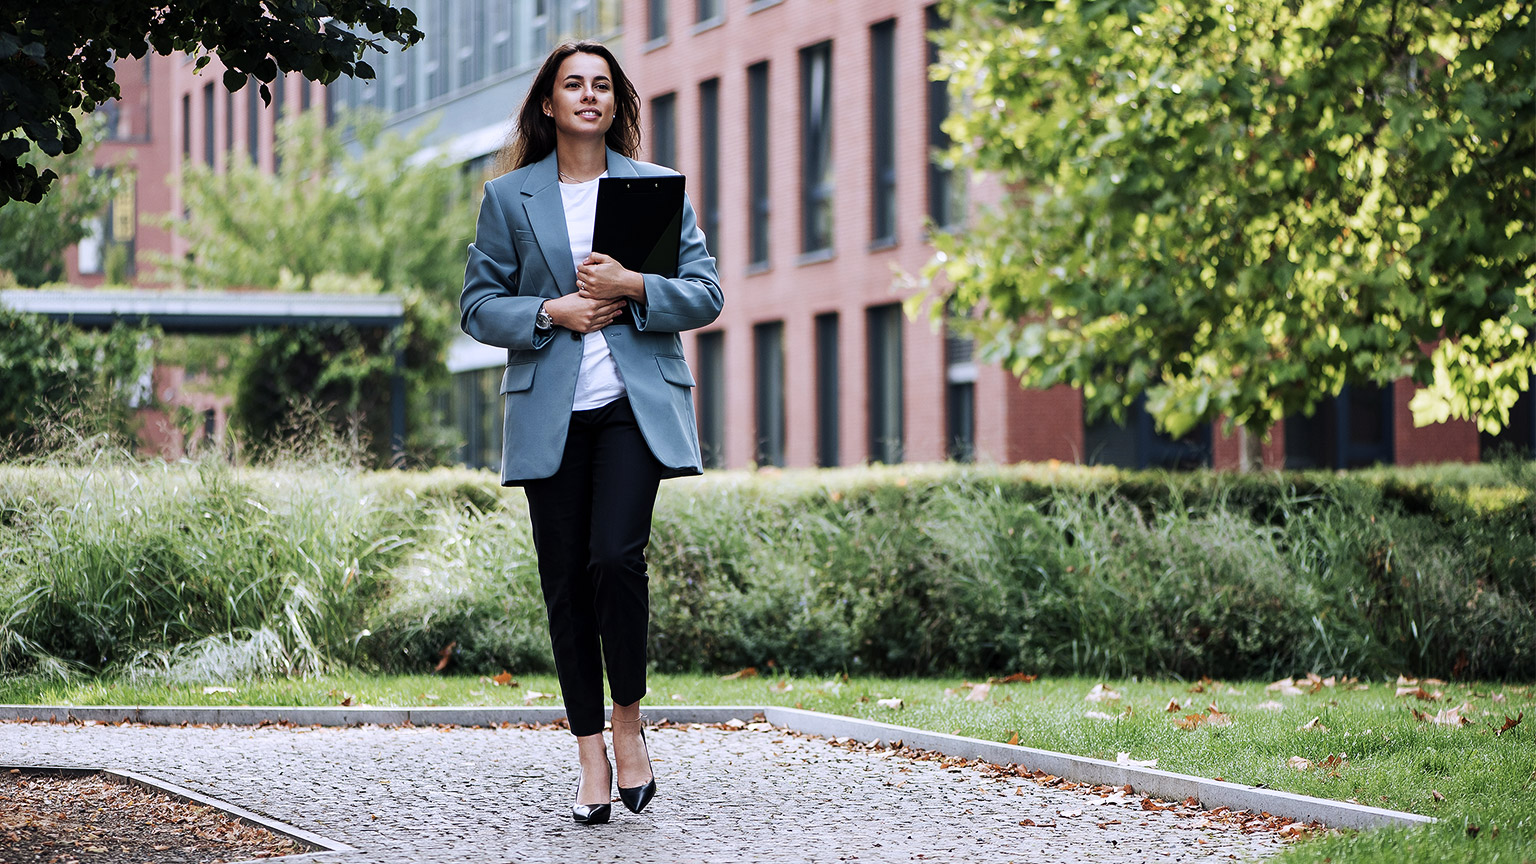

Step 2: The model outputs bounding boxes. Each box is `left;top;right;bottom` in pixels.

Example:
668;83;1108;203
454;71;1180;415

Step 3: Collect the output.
925;0;1535;456
0;118;117;285
1;0;421;205
157;108;475;467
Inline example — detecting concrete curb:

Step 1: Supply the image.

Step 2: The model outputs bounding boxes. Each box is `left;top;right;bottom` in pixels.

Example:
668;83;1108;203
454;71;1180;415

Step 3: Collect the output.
8;764;354;859
1;703;1434;832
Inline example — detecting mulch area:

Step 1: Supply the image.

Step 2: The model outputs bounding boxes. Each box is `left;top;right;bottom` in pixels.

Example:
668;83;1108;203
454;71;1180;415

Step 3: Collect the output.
0;769;309;864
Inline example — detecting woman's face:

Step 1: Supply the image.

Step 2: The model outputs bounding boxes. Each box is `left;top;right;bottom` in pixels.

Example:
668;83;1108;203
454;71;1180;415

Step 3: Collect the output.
543;52;616;143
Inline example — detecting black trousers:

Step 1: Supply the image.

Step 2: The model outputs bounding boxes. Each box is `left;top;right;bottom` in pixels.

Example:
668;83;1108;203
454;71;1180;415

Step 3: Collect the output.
524;397;664;737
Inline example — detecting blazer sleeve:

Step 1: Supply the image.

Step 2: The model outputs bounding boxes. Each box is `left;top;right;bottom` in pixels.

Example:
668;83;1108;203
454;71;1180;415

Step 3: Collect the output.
629;193;724;334
461;181;554;351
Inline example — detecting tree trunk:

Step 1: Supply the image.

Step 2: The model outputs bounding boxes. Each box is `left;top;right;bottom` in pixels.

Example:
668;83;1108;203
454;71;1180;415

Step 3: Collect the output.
1238;424;1267;472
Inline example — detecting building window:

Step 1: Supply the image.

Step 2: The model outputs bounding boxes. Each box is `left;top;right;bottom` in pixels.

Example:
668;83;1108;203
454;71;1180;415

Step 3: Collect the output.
247;80;261;163
648;0;668;41
1085;396;1212;469
926;5;958;228
867;304;904;463
457;0;481;89
754;321;786;467
273;75;286;172
870;18;897;245
202;83;215;168
650;92;676;169
530;0;549;57
427;0;451;99
815;313;840;467
697;0;720;24
392;49;416;113
300;79;312;112
1481;387;1536;459
747;61;770;266
1284;383;1395;469
225;90;234;159
697;330;725;468
491;0;514;73
181;93;191;162
699;77;720;258
800;41;833;254
944;325;976;461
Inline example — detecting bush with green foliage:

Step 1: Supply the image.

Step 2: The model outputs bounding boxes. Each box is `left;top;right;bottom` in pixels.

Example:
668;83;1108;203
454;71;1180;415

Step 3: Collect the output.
0;307;154;454
1;459;1531;682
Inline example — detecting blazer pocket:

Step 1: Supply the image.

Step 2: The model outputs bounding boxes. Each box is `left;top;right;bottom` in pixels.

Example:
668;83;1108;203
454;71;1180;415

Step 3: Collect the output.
514;228;537;242
501;362;536;394
656;354;696;388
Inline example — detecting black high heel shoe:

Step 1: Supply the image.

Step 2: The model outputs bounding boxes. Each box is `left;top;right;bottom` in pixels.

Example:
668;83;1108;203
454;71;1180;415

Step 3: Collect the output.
571;764;612;825
614;718;657;814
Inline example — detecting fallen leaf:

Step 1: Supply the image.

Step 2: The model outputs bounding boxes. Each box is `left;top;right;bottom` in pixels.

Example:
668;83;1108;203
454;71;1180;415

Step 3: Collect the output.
1175;713;1207;730
1422;678;1447;686
719;667;758;680
201;686;236;695
1298;716;1328;732
966;682;991;702
1431;703;1471;727
1005;730;1019;745
1492;692;1507;704
1317;753;1347;769
1141;797;1176;811
1267;678;1305;696
491;671;515;687
1059;809;1084;818
433;641;456;673
1495;711;1523;736
999;672;1038;684
1396;686;1437;701
769;680;794;693
1084;683;1122;703
1164;699;1181;713
876;697;904;710
1117;752;1157;768
1431;789;1445;801
1084;710;1117;720
1205;709;1233;728
1288;756;1312;771
522;690;554;703
1255;700;1285;712
1396;675;1418;686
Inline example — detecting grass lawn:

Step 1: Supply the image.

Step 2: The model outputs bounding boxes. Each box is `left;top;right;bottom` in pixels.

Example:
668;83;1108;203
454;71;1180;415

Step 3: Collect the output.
2;671;1531;863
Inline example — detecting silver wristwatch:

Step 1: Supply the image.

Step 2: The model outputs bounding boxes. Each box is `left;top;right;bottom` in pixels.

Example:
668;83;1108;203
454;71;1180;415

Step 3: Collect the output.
535;302;553;331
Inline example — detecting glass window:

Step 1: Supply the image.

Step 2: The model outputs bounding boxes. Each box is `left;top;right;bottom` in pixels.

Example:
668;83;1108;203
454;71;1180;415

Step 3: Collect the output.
1284;383;1394;469
247;79;261;162
800;41;833;254
427;0;451;99
225;90;234;157
648;0;668;41
699;77;720;258
697;0;720;23
748;61;770;266
815;313;840;467
870;19;897;244
867;304;904;463
926;5;957;228
754;322;786;467
1086;395;1211;469
945;325;975;461
697;331;725;468
651;92;676;169
181;93;191;161
202;83;215;168
492;0;514;73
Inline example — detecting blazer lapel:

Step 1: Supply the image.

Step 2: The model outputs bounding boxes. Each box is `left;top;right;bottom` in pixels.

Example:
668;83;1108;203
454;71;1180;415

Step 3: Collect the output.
521;152;575;296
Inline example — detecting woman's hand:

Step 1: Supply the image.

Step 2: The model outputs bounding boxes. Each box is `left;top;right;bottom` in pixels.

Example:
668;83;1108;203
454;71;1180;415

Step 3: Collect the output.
576;252;647;305
543;293;627;334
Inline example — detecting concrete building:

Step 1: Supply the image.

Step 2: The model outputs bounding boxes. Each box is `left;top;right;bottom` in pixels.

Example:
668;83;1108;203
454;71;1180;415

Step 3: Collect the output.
53;1;1531;469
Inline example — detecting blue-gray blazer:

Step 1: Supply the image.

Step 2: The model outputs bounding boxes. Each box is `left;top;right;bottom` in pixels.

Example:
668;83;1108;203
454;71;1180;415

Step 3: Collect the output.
460;149;724;485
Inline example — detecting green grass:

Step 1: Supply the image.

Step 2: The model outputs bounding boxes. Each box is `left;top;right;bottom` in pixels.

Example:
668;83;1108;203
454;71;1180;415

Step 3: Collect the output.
2;672;1530;863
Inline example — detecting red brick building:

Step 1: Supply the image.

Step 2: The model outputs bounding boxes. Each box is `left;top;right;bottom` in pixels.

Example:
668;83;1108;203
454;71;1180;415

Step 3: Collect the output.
624;0;1519;470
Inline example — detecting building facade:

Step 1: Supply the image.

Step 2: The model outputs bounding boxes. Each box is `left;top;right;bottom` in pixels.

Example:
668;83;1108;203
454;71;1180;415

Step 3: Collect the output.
54;1;1532;469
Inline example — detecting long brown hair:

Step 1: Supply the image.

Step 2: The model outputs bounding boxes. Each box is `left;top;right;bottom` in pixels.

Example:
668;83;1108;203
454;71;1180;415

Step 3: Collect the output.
492;41;641;176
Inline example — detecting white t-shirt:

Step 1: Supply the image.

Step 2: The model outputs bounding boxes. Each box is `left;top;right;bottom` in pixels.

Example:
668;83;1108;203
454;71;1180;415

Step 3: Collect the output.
559;172;627;411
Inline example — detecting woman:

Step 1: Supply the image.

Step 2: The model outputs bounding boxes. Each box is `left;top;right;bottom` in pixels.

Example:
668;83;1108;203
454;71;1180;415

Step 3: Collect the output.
460;41;722;824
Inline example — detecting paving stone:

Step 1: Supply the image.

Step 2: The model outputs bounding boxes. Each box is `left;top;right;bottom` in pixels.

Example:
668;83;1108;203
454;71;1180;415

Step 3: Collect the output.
0;721;1288;863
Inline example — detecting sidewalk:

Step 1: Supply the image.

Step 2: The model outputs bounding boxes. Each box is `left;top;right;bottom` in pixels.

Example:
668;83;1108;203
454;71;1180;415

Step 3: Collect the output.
0;716;1290;864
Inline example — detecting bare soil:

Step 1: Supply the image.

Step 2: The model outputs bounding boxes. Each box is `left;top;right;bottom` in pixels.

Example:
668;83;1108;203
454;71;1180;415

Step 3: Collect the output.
0;769;308;864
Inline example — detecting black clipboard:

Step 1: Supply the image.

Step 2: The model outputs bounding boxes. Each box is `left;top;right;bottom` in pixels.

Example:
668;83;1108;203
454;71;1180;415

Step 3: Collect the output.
591;175;685;278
